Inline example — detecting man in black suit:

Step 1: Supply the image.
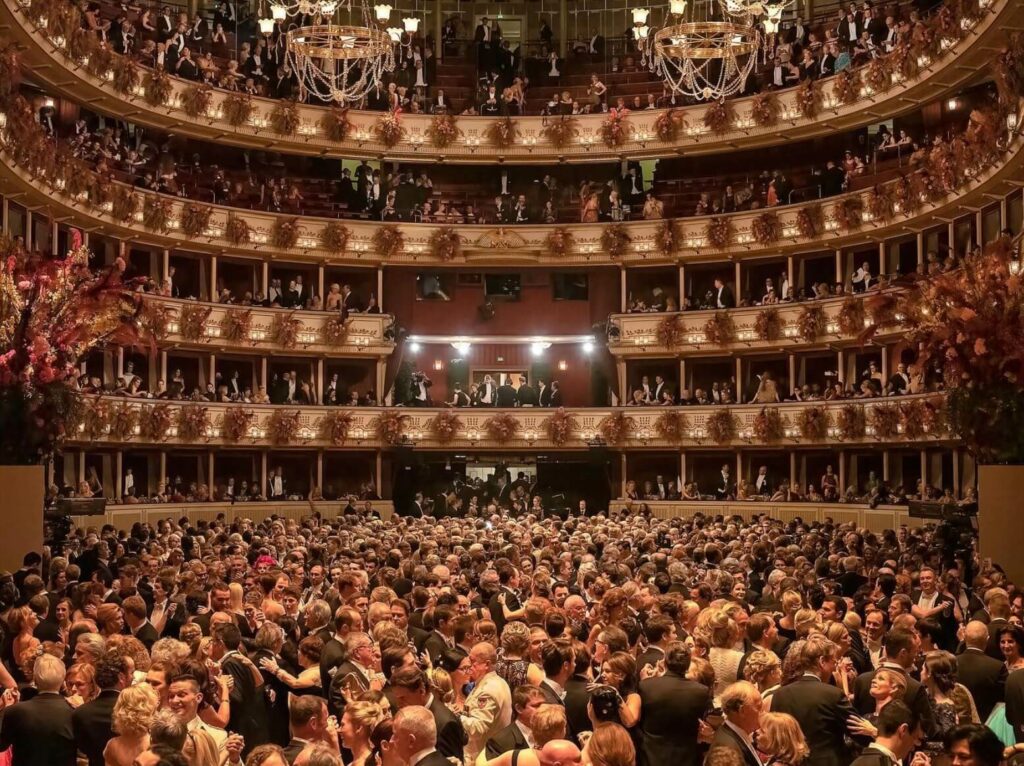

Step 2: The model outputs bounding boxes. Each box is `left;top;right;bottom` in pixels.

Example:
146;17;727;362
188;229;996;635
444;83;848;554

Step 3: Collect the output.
327;632;376;719
193;582;252;639
390;667;467;763
836;556;868;599
984;591;1013;659
549;381;563;407
487;563;521;636
715;464;734;500
496;378;518;407
390;705;452;766
837;9;863;43
638;642;710;766
849;701;924;766
422;605;457;666
516;377;538;407
0;654;76;766
564;646;591;744
959;620;1008;722
122;595;159;650
72;653;129;766
213;622;269;755
283;695;333;764
637;615;676;674
538;639;573;713
708;681;763;766
485;685;545;758
853;628;932;739
478;375;498;406
771;635;856;766
713;277;735;309
910;567;957;650
537;379;551;407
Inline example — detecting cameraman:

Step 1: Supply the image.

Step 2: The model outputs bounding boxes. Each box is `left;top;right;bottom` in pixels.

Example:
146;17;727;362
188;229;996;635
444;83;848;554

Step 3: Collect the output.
409;371;433;406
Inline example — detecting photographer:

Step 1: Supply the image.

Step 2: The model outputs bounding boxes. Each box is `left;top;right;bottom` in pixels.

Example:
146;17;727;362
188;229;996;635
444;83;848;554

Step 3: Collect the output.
409;371;433;406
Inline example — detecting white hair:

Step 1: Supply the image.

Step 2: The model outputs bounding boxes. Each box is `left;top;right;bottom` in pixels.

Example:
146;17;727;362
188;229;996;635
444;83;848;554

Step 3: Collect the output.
34;654;66;692
395;705;437;748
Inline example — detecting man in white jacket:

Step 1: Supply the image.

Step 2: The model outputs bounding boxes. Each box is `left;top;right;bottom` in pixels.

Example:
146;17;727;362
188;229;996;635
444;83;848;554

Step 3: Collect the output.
459;643;512;764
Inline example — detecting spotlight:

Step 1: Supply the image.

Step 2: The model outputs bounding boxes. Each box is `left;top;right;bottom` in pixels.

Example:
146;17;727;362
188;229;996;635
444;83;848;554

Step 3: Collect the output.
583;340;595;354
453;342;471;356
408;342;421;353
531;342;546;357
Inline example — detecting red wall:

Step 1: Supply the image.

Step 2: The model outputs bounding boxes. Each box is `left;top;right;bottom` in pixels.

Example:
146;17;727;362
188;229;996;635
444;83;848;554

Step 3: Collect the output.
386;267;620;336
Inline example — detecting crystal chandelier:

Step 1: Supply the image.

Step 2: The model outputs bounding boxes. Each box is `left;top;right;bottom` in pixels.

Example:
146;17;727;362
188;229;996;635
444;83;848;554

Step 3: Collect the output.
260;0;400;104
635;0;759;102
722;0;791;34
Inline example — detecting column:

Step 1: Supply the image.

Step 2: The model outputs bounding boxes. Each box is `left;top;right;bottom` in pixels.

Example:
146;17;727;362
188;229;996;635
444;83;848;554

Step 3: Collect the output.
318;263;325;303
261;358;268;391
838;451;847;494
162;249;170;282
115;451;123;500
880;345;889;381
679;359;686;396
616;360;627;404
434;0;442;58
376;358;387;401
620;454;628;497
620;267;627;312
317;359;325;403
1001;198;1008;231
262;261;269;295
159;451;167;485
734;358;743;403
734;261;741;299
210;255;218;301
50;221;59;256
375;451;383;498
916;232;925;272
976;211;984;248
117;347;125;380
789;453;797;489
317;450;324;493
878;241;886;277
735;452;743;486
948;222;956;255
920;448;928;489
209;355;217;392
208;452;215;495
559;0;568;57
837;349;845;385
377;267;384;310
788;353;796;393
678;266;685;307
260;452;268;499
787;255;794;295
25;211;32;252
835;249;843;284
160;351;168;381
882;450;890;482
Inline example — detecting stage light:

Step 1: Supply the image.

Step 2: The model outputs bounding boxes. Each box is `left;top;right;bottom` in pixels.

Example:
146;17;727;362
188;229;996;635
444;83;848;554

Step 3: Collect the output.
583;340;595;354
531;342;546;357
409;342;421;353
453;342;471;356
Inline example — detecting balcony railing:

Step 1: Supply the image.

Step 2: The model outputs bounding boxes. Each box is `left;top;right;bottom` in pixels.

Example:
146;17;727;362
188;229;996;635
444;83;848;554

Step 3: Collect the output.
69;393;949;449
146;296;394;355
4;0;1010;164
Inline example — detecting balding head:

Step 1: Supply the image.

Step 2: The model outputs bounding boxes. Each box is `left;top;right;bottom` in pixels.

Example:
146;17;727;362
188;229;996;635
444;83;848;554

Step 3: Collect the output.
391;705;436;761
539;739;582;766
964;620;990;650
469;641;496;682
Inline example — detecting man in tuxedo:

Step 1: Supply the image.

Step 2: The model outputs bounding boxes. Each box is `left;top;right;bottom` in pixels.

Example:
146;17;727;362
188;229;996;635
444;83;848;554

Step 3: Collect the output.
549;381;563;407
838;9;863;43
651;474;670;501
485;686;544;757
72;653;128;766
422;605;457;666
390;668;467;763
537;379;551;407
652;375;670;404
837;556;868;599
771;635;856;766
849;701;924;766
958;620;1008;721
516;377;538;407
638;642;710;766
538;639;573;711
449;383;471;407
708;681;763;766
327;632;376;719
213;622;269;755
268;467;286;500
283;696;334;764
390;706;452;766
496;378;518;407
478;375;497;406
910;567;957;649
716;464;734;500
409;372;433;407
123;595;159;649
753;465;772;496
853;628;933;738
0;655;76;765
887;363;911;396
487;564;521;636
714;277;735;308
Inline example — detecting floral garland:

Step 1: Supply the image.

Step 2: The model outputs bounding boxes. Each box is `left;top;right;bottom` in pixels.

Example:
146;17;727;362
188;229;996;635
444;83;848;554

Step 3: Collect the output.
0;43;18;99
705;217;733;249
484;412;520;443
598;412;634;444
796;79;821;119
599;108;632;148
890;40;919;80
180;202;213;237
108;402;138;441
600;224;631;258
271;217;302;249
832;196;863;231
705;409;736;444
654;410;688;442
139;403;172;441
868;292;899;327
429;227;462;261
654;109;685;142
143;67;172;107
181;82;213;118
703;101;733;135
751;212;781;246
838;296;866;336
111;56;139;95
750;91;779;127
221;406;254;442
900;399;930;439
866;184;895;222
753;407;784;442
541;115;580;149
270;100;301;136
836;403;866;440
995;33;1024;104
796;204;823;239
220;308;252;343
222;92;254;127
703;311;737;345
319;410;355;445
544;408;578;446
429;409;463;443
655;314;685;349
544;228;575;258
372;410;410;445
755;308;782;341
320;107;352;142
427;113;461;148
833;68;862;106
225;214;251;245
654;218;679;255
177;404;209;441
110;185;138;223
268;409;301;444
271;312;302;348
797;305;827;342
485;116;519;148
374;110;405;148
82;399;109;440
865;57;891;93
179;303;212;341
372;226;404;258
140;299;173;340
798;406;829;440
319;221;350;253
870;403;901;439
322;314;350;346
142;196;172;232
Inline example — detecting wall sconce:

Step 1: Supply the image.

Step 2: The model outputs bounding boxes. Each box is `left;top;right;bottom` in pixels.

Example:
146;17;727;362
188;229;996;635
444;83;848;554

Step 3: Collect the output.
433;360;444;371
558;360;568;371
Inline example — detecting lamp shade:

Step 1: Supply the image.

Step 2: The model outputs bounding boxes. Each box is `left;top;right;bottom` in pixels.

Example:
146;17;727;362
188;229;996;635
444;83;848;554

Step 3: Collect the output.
670;0;687;14
631;7;650;25
374;3;392;22
403;16;420;32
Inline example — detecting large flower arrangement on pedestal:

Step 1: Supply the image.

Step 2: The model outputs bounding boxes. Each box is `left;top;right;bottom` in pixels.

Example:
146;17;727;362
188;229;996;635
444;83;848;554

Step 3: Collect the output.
598;412;634;444
484;412;520;444
544;408;578;446
0;233;147;463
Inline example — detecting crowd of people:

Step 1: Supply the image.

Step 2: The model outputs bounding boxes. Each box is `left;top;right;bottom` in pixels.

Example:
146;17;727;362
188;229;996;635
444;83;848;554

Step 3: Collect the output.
0;505;1019;766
